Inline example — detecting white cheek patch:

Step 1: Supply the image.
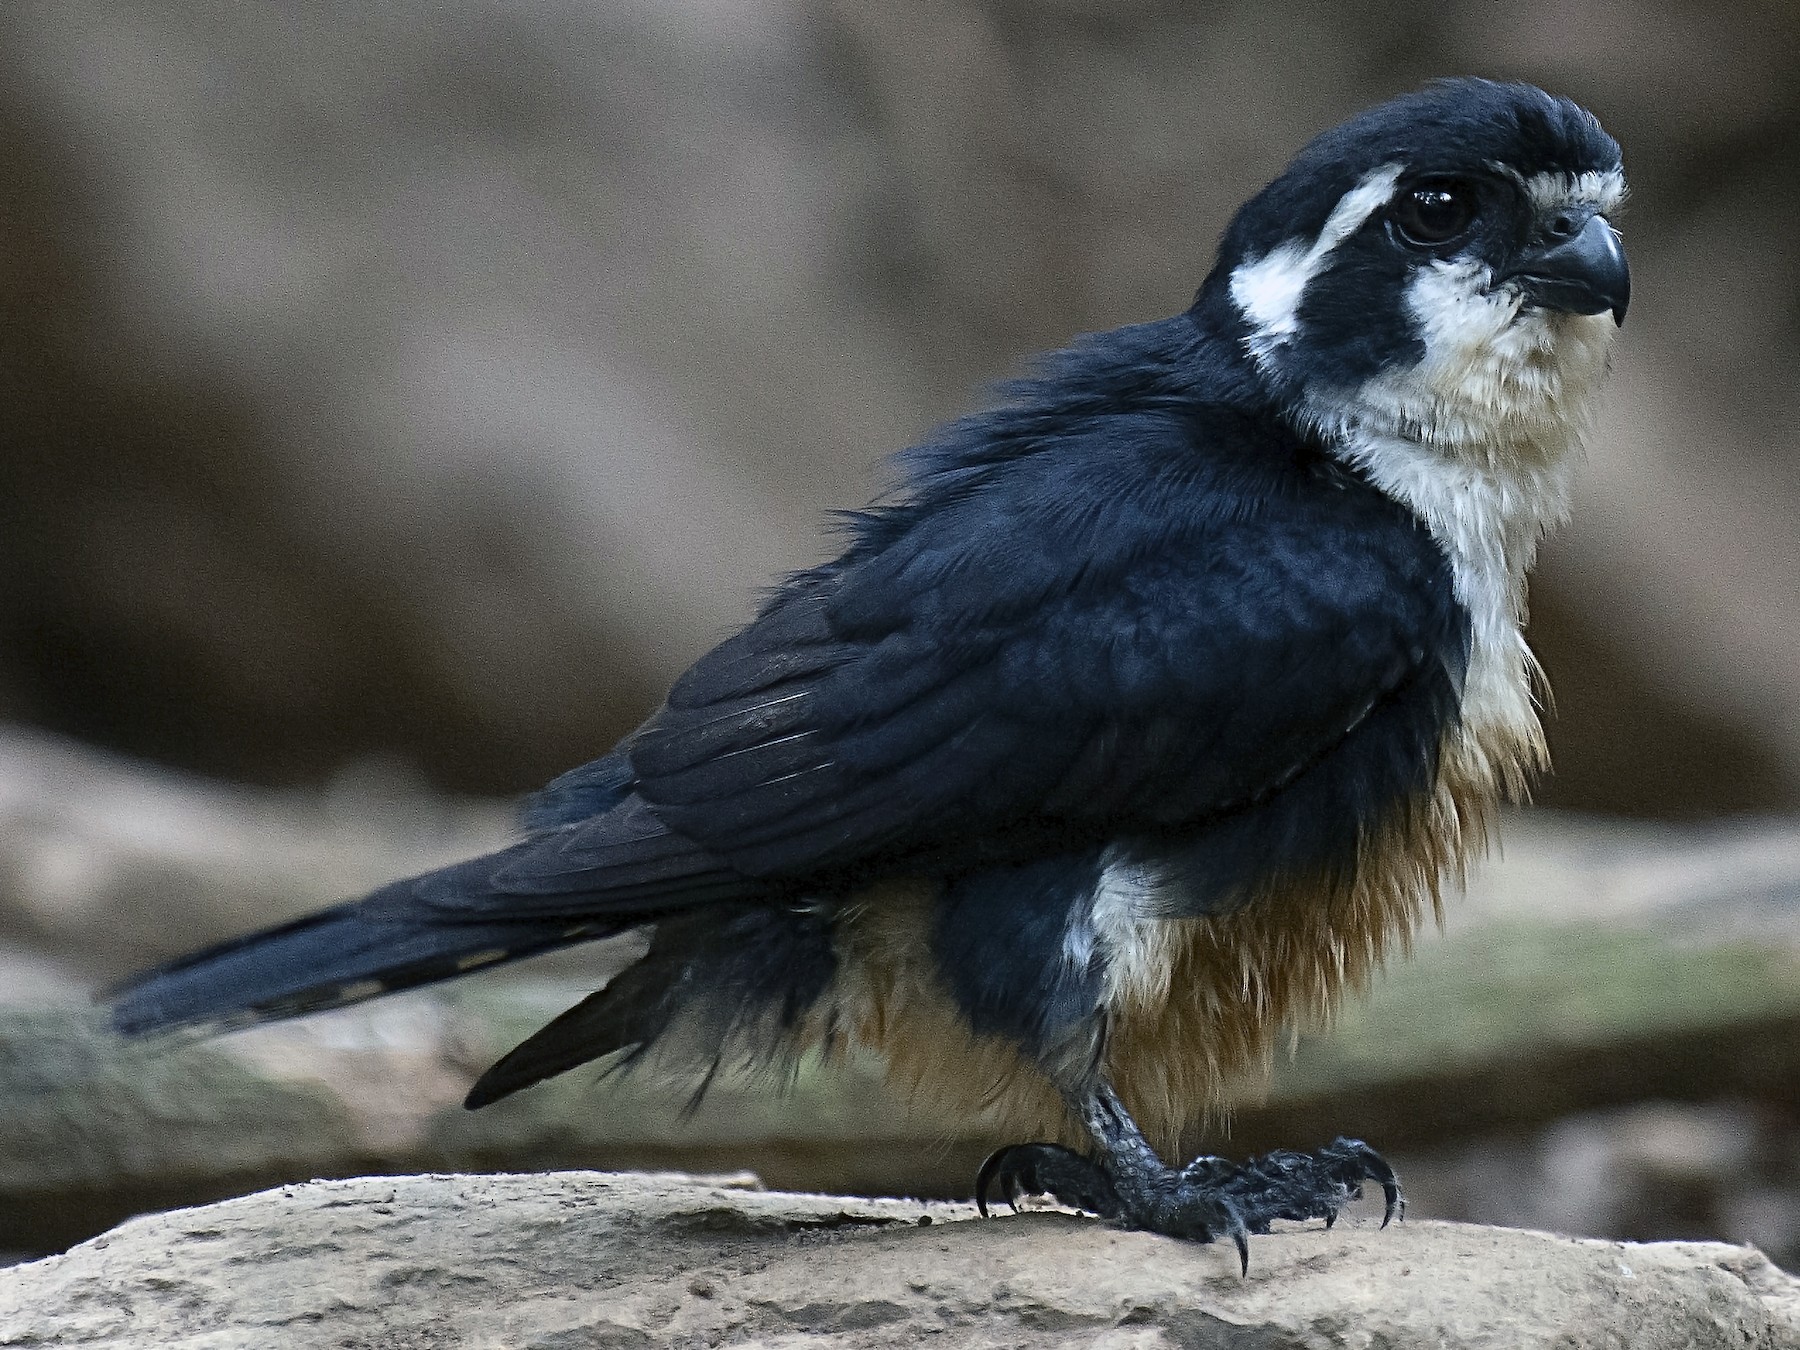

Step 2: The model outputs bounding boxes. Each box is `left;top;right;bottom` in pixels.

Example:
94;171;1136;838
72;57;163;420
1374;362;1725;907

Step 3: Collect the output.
1309;246;1619;757
1229;163;1403;367
1346;257;1617;458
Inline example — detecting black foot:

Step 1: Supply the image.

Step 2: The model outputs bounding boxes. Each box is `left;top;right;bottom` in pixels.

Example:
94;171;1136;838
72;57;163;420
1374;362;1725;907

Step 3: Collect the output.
976;1090;1403;1273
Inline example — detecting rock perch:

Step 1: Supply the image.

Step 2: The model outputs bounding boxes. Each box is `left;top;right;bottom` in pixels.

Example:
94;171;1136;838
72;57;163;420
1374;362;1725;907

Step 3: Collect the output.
3;1171;1798;1348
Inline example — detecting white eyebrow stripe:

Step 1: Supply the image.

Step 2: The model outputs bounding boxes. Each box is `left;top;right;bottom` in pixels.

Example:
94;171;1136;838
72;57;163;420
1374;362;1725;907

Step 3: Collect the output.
1229;162;1404;367
1522;167;1627;214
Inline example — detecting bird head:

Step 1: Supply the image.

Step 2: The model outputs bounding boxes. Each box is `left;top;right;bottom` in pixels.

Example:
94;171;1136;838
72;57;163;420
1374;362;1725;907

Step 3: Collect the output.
1202;79;1628;465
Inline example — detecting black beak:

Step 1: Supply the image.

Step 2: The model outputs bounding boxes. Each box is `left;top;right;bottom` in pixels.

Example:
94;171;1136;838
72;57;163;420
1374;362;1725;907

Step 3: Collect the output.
1502;214;1630;326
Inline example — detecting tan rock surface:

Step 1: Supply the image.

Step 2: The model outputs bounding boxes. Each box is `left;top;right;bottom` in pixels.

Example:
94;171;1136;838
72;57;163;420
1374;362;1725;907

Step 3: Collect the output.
3;1172;1798;1349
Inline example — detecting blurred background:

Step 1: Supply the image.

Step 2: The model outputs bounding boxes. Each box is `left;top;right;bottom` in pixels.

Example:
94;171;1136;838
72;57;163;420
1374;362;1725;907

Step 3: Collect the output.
1;0;1797;1272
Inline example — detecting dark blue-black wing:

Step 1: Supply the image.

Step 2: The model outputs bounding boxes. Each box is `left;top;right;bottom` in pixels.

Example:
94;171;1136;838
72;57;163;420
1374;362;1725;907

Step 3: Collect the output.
632;463;1461;892
482;411;1467;907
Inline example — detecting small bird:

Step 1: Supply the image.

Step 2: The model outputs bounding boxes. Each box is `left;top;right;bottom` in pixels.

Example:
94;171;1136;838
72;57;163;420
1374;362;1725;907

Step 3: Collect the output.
113;78;1628;1267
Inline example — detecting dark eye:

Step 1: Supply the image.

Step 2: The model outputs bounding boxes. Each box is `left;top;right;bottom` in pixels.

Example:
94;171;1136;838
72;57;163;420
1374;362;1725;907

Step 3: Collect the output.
1391;181;1478;248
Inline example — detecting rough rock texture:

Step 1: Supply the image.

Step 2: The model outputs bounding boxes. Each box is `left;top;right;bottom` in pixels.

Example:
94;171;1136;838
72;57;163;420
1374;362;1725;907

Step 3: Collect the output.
2;1173;1797;1349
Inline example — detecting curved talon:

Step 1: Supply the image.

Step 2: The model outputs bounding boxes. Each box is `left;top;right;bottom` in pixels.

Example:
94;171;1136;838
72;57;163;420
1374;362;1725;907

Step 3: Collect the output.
974;1145;1016;1218
1383;1190;1403;1227
1327;1137;1404;1228
972;1141;1122;1223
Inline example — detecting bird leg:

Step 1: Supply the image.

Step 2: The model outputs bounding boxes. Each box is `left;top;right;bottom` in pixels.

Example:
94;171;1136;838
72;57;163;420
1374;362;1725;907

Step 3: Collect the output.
975;1085;1403;1272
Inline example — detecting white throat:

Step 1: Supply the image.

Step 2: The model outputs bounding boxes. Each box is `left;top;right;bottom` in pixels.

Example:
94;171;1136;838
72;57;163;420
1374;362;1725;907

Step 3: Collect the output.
1225;159;1624;748
1306;293;1618;742
1326;415;1573;743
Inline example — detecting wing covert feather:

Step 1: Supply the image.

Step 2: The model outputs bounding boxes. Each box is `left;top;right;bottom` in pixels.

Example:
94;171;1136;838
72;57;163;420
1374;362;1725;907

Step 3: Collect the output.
630;422;1462;881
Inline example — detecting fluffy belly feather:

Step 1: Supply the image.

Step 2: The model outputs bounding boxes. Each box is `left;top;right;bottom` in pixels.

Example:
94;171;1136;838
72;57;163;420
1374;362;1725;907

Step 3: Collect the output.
811;709;1542;1157
1097;713;1541;1152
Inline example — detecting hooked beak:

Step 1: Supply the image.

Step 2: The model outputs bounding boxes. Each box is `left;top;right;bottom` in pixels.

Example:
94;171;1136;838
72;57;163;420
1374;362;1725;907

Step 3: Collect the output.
1502;214;1630;326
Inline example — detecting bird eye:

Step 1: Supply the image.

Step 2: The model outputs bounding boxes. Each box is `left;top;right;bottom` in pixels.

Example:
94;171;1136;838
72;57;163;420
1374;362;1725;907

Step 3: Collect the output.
1391;181;1478;248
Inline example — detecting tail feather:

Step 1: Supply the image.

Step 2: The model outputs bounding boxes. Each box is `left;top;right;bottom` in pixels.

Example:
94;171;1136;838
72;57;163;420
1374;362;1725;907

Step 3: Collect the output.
110;887;594;1037
464;903;838;1108
464;968;660;1109
110;804;762;1038
108;806;835;1117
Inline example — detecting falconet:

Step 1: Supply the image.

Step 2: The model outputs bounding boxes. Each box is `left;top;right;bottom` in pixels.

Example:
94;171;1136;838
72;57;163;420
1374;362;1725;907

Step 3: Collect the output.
114;78;1629;1267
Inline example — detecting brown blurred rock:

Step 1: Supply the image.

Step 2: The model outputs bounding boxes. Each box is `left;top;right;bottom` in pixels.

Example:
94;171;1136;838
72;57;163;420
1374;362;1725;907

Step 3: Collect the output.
0;0;909;792
1404;1100;1800;1276
0;726;507;980
4;1172;1797;1349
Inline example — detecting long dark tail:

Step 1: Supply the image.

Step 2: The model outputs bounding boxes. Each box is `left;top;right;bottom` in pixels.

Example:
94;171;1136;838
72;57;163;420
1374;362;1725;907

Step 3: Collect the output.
110;797;753;1037
109;863;609;1037
108;795;819;1110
